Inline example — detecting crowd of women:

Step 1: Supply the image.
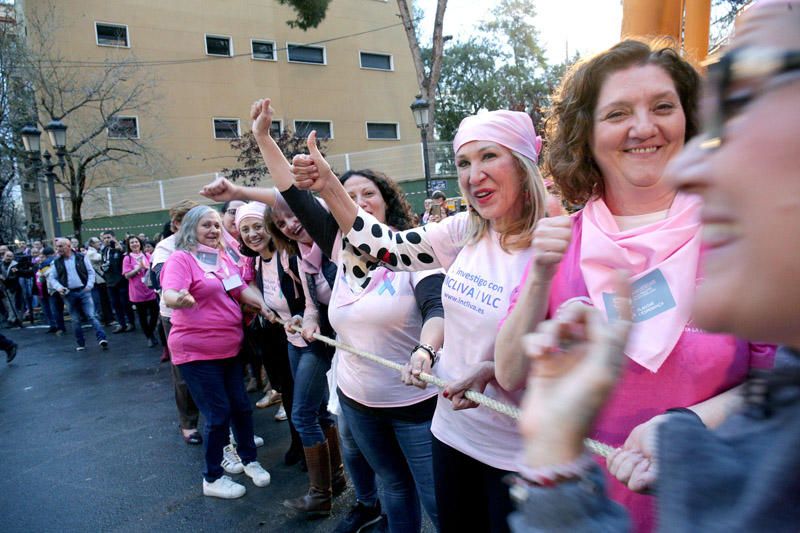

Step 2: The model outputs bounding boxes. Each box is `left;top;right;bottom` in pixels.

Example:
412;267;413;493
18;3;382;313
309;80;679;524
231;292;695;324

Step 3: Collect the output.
154;1;799;531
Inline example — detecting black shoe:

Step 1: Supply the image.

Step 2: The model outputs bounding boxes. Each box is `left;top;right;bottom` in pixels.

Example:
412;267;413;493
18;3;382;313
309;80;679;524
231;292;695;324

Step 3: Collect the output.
147;336;157;348
46;326;58;333
332;501;383;533
124;323;135;332
5;343;17;363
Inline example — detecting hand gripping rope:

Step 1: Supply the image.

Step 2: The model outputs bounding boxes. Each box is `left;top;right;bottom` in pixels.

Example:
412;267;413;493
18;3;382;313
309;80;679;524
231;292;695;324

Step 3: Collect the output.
275;317;615;458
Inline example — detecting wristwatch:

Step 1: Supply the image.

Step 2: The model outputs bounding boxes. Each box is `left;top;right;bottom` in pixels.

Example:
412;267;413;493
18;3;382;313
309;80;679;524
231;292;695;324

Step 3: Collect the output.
412;343;439;367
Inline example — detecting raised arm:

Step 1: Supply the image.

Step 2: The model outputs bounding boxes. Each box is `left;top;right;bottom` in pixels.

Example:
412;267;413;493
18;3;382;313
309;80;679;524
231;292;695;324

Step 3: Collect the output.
292;131;358;234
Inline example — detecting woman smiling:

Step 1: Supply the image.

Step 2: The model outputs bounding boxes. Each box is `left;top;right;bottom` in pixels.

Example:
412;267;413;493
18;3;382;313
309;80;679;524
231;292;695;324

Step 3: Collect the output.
161;205;272;499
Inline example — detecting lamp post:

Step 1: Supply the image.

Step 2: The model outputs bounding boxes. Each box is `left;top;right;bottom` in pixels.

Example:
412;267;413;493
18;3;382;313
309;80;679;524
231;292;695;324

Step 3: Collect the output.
410;94;432;198
21;120;68;238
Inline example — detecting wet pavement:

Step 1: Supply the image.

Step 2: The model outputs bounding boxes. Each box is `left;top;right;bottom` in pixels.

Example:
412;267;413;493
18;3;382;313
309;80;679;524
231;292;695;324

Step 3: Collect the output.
0;324;396;532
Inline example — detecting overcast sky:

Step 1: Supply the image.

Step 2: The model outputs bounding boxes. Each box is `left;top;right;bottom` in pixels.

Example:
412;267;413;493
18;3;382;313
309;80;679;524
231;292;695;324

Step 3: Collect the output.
416;0;623;63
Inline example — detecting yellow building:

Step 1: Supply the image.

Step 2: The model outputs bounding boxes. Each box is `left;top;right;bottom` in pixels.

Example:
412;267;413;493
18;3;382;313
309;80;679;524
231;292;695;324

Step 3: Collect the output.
19;0;421;184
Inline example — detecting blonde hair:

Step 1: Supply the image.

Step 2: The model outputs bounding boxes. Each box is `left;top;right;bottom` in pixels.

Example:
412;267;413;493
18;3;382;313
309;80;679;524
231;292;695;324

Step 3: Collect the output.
458;150;546;252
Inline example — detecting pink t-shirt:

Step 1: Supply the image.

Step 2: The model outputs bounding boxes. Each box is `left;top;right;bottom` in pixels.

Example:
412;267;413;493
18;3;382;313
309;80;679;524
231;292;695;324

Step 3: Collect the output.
329;233;441;408
506;212;775;532
342;211;534;471
161;250;245;365
122;253;157;303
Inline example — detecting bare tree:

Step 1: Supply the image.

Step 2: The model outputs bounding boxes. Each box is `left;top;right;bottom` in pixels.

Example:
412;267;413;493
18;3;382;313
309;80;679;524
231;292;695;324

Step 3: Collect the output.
396;0;447;141
0;12;34;243
22;4;165;241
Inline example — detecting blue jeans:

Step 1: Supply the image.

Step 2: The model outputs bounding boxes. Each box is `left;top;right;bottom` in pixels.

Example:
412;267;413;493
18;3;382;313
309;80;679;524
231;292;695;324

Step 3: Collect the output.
178;356;257;482
337;412;379;506
64;290;106;346
50;293;65;331
339;396;439;533
40;292;56;329
287;343;333;446
20;277;33;316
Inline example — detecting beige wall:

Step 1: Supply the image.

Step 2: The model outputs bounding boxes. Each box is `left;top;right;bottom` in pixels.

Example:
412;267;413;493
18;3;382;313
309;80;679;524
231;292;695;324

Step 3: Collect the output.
23;0;420;183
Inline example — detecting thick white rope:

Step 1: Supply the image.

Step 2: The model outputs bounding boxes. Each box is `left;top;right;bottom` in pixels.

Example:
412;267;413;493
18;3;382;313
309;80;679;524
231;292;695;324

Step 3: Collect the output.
276;318;615;458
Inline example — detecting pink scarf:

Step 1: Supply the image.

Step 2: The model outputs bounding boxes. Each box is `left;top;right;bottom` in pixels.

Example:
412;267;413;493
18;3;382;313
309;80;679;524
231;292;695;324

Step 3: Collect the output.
579;193;702;372
298;241;324;274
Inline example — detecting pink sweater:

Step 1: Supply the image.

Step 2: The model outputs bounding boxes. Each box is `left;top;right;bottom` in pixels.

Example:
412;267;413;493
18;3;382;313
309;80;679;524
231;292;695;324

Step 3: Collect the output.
122;253;157;303
161;250;245;365
507;212;775;532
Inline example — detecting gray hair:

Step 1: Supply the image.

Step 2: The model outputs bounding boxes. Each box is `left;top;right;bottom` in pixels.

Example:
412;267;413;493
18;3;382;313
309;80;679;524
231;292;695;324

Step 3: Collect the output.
86;237;101;248
175;205;220;251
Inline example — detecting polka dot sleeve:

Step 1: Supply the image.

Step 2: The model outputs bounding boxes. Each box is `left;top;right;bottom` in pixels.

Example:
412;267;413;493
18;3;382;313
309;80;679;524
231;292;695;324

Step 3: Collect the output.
340;208;467;289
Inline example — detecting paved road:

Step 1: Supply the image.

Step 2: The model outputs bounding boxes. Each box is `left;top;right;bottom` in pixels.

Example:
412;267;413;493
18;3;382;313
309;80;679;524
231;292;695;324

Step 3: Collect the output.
0;325;396;532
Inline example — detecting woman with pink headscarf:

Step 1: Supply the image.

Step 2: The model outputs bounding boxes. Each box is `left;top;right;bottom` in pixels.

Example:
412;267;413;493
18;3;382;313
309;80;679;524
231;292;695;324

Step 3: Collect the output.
288;108;548;532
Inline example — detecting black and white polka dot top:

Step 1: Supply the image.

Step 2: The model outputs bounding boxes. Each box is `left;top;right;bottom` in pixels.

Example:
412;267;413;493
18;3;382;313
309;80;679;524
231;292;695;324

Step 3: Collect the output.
281;185;467;295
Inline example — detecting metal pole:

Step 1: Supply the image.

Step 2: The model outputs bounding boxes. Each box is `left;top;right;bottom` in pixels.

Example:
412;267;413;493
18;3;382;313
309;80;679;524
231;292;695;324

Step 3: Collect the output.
420;128;431;198
45;166;61;237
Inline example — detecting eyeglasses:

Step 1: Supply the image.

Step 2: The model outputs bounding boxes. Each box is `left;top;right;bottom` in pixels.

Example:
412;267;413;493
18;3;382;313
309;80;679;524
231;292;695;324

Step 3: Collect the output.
701;47;800;150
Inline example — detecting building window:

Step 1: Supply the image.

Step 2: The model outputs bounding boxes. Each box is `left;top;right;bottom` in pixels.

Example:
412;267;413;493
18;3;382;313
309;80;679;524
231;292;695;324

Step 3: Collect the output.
206;34;233;57
95;22;129;47
108;116;139;139
213;118;240;139
366;122;399;140
270;120;283;138
287;43;326;65
294;120;333;139
360;52;393;71
251;40;276;61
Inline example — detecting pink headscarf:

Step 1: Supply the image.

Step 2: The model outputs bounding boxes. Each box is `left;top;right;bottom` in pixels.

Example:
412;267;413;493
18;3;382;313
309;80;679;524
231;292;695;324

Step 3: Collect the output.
234;201;267;230
453;110;543;163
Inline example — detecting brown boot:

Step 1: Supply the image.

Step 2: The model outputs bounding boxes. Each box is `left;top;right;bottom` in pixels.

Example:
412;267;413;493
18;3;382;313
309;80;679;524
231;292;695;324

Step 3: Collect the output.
283;441;332;515
324;425;347;496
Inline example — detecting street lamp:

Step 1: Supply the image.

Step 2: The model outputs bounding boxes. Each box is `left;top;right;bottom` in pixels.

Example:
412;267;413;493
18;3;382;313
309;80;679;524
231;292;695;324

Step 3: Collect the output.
20;122;66;238
45;120;67;150
410;94;432;198
20;124;42;153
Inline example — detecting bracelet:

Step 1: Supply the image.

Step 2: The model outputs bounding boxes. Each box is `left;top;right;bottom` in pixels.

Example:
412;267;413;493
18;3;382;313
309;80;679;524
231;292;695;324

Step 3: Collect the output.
412;343;439;367
515;451;595;488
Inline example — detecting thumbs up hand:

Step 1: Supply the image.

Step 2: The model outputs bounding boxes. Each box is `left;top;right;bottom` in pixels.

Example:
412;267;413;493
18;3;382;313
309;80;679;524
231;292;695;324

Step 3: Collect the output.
292;131;336;193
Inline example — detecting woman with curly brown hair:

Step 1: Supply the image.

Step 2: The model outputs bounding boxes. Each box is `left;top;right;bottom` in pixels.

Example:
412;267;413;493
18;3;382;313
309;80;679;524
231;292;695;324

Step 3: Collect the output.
495;39;775;531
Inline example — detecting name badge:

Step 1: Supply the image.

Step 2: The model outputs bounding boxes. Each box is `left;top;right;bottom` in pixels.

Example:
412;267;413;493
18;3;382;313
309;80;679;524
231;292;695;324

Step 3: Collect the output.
604;268;676;323
195;251;218;266
223;274;243;291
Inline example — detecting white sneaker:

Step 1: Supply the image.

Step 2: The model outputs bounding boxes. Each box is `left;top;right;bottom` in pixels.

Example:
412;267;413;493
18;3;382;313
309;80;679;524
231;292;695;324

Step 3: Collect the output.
229;431;264;448
221;444;244;474
203;475;246;499
243;461;271;487
274;404;287;421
